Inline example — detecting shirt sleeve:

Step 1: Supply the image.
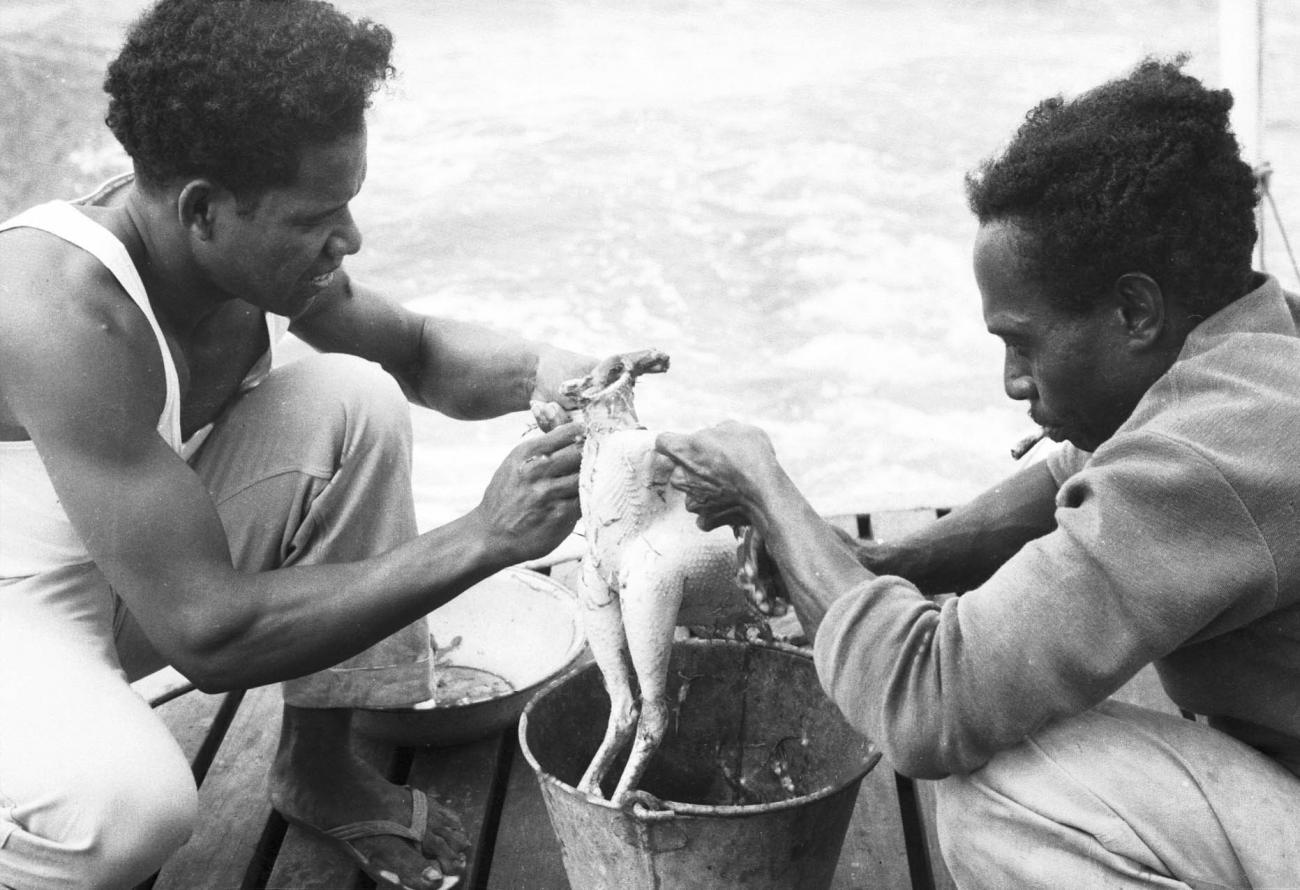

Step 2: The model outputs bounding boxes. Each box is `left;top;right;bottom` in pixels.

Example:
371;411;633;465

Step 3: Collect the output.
813;430;1277;779
1042;441;1091;485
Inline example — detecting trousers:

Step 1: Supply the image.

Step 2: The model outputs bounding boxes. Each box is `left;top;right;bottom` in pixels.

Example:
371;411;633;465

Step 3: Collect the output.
936;699;1300;889
0;354;434;889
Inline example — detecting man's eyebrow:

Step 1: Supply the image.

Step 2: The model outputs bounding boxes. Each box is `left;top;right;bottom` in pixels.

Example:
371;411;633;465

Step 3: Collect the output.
984;312;1030;335
296;201;348;221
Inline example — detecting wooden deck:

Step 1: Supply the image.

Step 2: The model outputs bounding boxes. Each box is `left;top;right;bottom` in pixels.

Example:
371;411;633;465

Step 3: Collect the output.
135;682;939;890
131;508;1183;890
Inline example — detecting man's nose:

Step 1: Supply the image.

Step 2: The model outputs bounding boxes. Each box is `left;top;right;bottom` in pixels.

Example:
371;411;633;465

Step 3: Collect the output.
326;212;363;258
1004;359;1035;401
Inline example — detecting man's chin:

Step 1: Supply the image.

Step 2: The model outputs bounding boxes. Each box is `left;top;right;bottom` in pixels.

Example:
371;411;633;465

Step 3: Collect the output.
288;294;319;319
1044;425;1090;452
279;284;325;319
1060;430;1105;453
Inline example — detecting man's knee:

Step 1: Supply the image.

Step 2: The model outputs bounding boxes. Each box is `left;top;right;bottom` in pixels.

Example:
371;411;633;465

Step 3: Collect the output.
929;704;1256;888
933;757;1114;888
309;353;410;431
292;354;414;476
318;355;413;483
86;770;197;888
9;759;197;890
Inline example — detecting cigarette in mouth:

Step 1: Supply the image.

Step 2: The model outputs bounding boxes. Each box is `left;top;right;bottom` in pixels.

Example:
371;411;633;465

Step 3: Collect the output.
1010;429;1046;460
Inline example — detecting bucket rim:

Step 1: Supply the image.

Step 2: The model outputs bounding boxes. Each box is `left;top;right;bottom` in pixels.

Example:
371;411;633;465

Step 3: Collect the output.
517;638;882;822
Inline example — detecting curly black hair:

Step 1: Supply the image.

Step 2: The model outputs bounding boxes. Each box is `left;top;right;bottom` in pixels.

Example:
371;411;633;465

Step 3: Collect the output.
104;0;394;198
965;57;1258;317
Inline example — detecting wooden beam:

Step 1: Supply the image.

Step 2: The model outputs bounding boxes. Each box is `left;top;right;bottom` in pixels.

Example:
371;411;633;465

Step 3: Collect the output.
152;684;284;890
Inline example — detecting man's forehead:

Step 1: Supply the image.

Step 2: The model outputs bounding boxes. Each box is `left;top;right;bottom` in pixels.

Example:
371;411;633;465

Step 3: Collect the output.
975;226;1073;335
270;131;368;210
977;224;1029;298
975;219;1033;267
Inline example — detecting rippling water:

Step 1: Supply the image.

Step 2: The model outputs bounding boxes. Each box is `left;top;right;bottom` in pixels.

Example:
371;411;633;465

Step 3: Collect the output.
5;0;1300;529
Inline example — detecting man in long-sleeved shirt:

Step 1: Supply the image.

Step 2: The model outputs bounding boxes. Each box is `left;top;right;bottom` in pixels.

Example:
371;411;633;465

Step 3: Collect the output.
656;58;1300;888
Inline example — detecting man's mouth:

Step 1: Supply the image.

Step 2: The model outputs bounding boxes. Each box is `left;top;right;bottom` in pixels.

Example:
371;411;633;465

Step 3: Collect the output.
308;269;337;289
1027;407;1070;442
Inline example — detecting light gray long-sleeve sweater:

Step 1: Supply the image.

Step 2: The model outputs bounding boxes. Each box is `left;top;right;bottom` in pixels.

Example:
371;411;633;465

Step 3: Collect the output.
814;276;1300;780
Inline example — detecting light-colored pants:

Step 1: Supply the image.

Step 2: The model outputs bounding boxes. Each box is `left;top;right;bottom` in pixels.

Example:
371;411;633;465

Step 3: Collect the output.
0;354;435;890
935;699;1300;889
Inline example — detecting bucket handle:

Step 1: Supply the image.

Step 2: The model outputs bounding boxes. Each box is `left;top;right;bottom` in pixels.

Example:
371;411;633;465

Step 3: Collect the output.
630;795;680;822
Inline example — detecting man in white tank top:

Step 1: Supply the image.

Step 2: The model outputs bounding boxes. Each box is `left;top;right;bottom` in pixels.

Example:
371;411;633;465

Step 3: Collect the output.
0;2;595;888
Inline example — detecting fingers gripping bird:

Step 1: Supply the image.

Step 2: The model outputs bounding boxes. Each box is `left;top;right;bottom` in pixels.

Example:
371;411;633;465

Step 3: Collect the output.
535;349;779;807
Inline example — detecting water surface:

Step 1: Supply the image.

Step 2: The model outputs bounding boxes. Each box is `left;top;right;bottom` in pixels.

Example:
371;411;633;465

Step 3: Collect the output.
5;0;1299;528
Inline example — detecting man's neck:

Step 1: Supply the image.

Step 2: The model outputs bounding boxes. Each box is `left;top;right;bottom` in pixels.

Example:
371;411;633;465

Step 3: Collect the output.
119;187;229;338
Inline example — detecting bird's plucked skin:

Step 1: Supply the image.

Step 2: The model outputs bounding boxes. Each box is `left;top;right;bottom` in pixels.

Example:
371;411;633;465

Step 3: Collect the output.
555;350;746;806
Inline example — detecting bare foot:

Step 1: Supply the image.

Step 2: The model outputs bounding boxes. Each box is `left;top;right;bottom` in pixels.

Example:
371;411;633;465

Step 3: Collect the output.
269;707;470;889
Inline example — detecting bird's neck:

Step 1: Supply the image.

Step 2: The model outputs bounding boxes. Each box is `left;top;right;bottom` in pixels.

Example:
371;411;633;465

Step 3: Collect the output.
581;386;642;437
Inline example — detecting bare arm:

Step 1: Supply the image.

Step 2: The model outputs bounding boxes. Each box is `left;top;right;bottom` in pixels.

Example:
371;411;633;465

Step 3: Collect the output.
0;263;582;693
656;423;1061;636
656;423;872;637
290;274;594;418
855;459;1060;595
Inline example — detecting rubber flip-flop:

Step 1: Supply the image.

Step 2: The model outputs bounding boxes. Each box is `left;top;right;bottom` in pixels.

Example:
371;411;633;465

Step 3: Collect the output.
279;787;461;890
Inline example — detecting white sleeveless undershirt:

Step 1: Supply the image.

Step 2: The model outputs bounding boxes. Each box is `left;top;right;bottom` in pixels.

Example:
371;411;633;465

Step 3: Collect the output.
0;198;287;578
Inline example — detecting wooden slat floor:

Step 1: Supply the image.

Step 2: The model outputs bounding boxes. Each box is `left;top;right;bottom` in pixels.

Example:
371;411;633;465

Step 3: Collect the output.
133;507;1184;889
141;688;926;890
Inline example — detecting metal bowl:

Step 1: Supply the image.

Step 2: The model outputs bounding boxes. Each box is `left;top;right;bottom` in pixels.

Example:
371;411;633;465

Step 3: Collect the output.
354;567;587;748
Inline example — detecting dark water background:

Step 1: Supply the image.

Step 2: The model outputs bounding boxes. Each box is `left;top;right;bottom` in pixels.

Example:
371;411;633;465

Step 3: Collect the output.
5;0;1300;529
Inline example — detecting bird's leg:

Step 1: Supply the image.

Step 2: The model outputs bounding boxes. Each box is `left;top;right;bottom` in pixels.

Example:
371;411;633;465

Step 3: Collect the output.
575;558;638;798
609;554;687;807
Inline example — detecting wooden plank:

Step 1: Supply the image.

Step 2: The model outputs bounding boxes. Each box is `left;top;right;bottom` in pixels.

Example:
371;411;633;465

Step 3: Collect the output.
408;732;511;890
911;780;957;890
832;757;912;889
133;665;197;708
824;513;862;538
486;734;570;890
152;684;284;890
263;733;402;890
152;689;233;773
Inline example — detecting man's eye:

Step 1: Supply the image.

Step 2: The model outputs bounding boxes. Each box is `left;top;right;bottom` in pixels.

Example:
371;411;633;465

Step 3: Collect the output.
303;208;342;227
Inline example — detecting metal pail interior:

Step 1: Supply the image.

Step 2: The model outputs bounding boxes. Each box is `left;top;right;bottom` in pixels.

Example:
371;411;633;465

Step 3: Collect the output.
519;639;880;890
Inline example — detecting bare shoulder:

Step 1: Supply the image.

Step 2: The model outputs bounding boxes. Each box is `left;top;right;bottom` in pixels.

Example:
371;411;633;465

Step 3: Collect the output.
0;225;165;438
0;222;148;329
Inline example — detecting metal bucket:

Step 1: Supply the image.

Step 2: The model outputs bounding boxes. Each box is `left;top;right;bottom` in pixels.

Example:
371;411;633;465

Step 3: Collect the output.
518;639;880;889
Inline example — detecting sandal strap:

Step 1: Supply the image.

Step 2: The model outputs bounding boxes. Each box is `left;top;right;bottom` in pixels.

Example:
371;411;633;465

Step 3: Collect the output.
327;788;428;845
408;784;428;847
328;819;421;844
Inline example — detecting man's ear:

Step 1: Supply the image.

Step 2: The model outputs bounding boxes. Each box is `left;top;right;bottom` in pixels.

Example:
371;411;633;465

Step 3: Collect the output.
1112;272;1165;348
176;180;219;240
